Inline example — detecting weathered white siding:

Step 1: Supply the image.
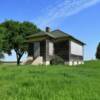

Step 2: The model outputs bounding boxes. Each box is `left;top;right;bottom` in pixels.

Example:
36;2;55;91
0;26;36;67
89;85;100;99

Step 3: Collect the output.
49;41;54;56
34;42;40;58
70;41;83;56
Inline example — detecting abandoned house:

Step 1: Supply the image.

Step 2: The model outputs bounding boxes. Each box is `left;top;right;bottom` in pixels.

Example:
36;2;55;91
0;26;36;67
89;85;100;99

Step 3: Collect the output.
22;27;85;65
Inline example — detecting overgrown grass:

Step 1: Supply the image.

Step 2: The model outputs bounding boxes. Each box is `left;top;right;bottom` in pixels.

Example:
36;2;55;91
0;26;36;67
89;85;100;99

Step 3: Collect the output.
0;60;100;100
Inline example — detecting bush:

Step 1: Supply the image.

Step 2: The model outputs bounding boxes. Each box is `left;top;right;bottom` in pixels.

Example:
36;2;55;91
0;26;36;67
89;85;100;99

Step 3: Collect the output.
50;55;64;65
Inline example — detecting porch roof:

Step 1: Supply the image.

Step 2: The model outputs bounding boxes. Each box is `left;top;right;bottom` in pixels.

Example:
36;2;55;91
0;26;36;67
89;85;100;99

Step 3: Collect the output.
26;30;85;45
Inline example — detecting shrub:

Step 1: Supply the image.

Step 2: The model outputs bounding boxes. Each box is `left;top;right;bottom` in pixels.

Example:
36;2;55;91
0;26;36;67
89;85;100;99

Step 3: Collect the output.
50;55;64;65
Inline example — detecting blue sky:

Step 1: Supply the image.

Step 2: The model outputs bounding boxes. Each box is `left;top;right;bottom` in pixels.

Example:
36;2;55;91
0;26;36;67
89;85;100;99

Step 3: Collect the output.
0;0;100;61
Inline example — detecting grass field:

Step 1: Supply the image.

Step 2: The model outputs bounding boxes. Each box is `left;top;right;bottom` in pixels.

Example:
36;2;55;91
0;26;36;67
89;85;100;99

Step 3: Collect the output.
0;61;100;100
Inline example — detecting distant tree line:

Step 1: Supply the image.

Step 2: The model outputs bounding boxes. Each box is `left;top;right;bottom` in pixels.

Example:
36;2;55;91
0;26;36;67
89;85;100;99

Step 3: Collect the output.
0;20;41;65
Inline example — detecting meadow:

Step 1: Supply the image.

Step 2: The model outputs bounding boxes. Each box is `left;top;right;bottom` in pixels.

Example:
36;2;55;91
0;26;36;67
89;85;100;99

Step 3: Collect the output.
0;61;100;100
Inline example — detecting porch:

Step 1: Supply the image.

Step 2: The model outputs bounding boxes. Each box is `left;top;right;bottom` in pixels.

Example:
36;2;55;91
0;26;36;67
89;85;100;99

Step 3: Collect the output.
23;39;70;65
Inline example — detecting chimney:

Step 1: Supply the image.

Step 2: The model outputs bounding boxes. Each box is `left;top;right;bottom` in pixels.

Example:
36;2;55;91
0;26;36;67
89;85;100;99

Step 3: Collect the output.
46;27;50;32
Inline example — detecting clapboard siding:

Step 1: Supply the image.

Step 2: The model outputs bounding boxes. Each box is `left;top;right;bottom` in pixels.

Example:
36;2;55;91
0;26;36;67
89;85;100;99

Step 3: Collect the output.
70;41;83;56
69;40;84;61
45;40;54;61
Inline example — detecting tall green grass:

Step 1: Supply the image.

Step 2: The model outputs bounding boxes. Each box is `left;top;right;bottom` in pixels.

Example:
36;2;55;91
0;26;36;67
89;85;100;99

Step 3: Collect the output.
0;60;100;100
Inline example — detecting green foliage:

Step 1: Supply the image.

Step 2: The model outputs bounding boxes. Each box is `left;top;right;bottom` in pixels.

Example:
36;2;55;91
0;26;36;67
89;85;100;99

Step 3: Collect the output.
50;55;64;65
0;49;4;60
0;20;41;65
0;61;100;100
20;21;41;36
96;42;100;59
0;27;5;59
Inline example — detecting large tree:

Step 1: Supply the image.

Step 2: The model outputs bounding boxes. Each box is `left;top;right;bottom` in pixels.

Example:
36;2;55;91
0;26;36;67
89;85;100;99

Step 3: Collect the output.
0;20;41;65
96;42;100;59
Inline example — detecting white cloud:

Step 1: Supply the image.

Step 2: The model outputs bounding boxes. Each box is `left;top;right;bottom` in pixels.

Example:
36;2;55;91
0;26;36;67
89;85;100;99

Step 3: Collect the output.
35;0;100;28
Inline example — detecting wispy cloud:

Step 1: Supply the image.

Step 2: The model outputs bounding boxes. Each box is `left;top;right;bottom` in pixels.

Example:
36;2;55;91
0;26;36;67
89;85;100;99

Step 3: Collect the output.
35;0;100;28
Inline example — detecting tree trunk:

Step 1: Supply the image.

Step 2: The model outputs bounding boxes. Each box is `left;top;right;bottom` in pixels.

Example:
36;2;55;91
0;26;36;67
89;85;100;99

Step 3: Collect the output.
17;56;21;66
15;51;24;66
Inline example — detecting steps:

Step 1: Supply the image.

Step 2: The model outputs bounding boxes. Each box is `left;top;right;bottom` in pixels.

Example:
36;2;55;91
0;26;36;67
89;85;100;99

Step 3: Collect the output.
32;56;43;65
22;56;43;65
22;57;33;65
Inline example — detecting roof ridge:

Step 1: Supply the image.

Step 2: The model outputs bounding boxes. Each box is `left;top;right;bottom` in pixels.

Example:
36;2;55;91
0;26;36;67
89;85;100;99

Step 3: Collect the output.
45;32;56;38
51;29;70;36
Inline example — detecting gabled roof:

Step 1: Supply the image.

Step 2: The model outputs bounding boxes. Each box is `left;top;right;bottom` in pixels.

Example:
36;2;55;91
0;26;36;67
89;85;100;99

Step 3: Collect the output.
51;30;69;38
27;29;85;45
27;31;55;38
